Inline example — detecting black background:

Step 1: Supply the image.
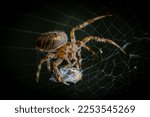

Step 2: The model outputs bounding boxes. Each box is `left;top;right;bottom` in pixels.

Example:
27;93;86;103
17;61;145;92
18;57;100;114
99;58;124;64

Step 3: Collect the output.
0;0;150;99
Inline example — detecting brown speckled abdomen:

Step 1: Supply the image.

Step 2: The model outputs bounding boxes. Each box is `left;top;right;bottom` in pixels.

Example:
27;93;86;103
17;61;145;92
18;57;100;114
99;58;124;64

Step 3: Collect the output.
36;31;68;51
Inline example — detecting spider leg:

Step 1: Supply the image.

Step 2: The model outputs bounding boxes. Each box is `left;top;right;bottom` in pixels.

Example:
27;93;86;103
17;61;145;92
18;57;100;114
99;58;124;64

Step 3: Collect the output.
76;41;97;56
36;53;55;83
47;60;51;71
52;59;70;85
81;36;126;54
64;49;82;69
82;45;97;56
63;58;79;69
77;49;82;69
52;59;63;82
76;45;97;69
70;15;112;42
70;51;82;69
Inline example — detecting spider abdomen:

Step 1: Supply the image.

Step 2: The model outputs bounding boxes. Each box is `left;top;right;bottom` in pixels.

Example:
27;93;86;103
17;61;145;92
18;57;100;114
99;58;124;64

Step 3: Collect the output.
36;31;68;51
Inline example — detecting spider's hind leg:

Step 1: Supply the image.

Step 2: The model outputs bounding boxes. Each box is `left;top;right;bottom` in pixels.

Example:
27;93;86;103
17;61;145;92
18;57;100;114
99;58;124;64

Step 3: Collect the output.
36;53;55;83
36;57;48;83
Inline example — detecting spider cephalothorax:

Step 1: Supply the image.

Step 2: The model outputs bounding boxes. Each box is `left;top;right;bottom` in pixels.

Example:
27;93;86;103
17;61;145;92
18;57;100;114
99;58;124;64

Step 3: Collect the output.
36;15;125;85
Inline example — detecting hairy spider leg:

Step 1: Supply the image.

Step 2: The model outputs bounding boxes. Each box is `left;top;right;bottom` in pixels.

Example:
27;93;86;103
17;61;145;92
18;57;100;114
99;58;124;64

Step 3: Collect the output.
81;36;126;54
68;15;112;70
75;43;97;69
70;15;112;42
63;56;79;69
70;15;111;68
36;53;55;83
52;59;64;82
52;58;73;85
82;45;97;56
47;60;50;71
76;48;82;69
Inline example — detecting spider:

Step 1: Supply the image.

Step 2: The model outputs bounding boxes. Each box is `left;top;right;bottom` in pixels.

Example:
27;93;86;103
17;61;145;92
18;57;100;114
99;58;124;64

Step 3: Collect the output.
36;15;125;84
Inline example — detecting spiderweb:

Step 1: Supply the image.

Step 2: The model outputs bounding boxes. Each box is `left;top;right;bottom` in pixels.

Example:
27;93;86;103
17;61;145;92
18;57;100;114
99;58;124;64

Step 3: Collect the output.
0;0;149;99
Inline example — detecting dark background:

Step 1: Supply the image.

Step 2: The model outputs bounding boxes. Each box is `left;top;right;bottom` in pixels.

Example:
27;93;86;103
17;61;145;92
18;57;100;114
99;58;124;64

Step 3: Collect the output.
0;0;150;99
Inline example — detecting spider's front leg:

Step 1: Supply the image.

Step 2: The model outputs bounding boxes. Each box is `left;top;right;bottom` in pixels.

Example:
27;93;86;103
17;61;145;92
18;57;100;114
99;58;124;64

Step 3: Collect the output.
76;41;97;64
52;59;66;83
70;15;112;41
52;59;62;81
81;36;126;54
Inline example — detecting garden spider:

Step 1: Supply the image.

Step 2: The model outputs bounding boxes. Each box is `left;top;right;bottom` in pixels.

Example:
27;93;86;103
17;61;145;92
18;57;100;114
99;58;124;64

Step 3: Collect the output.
36;15;125;84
